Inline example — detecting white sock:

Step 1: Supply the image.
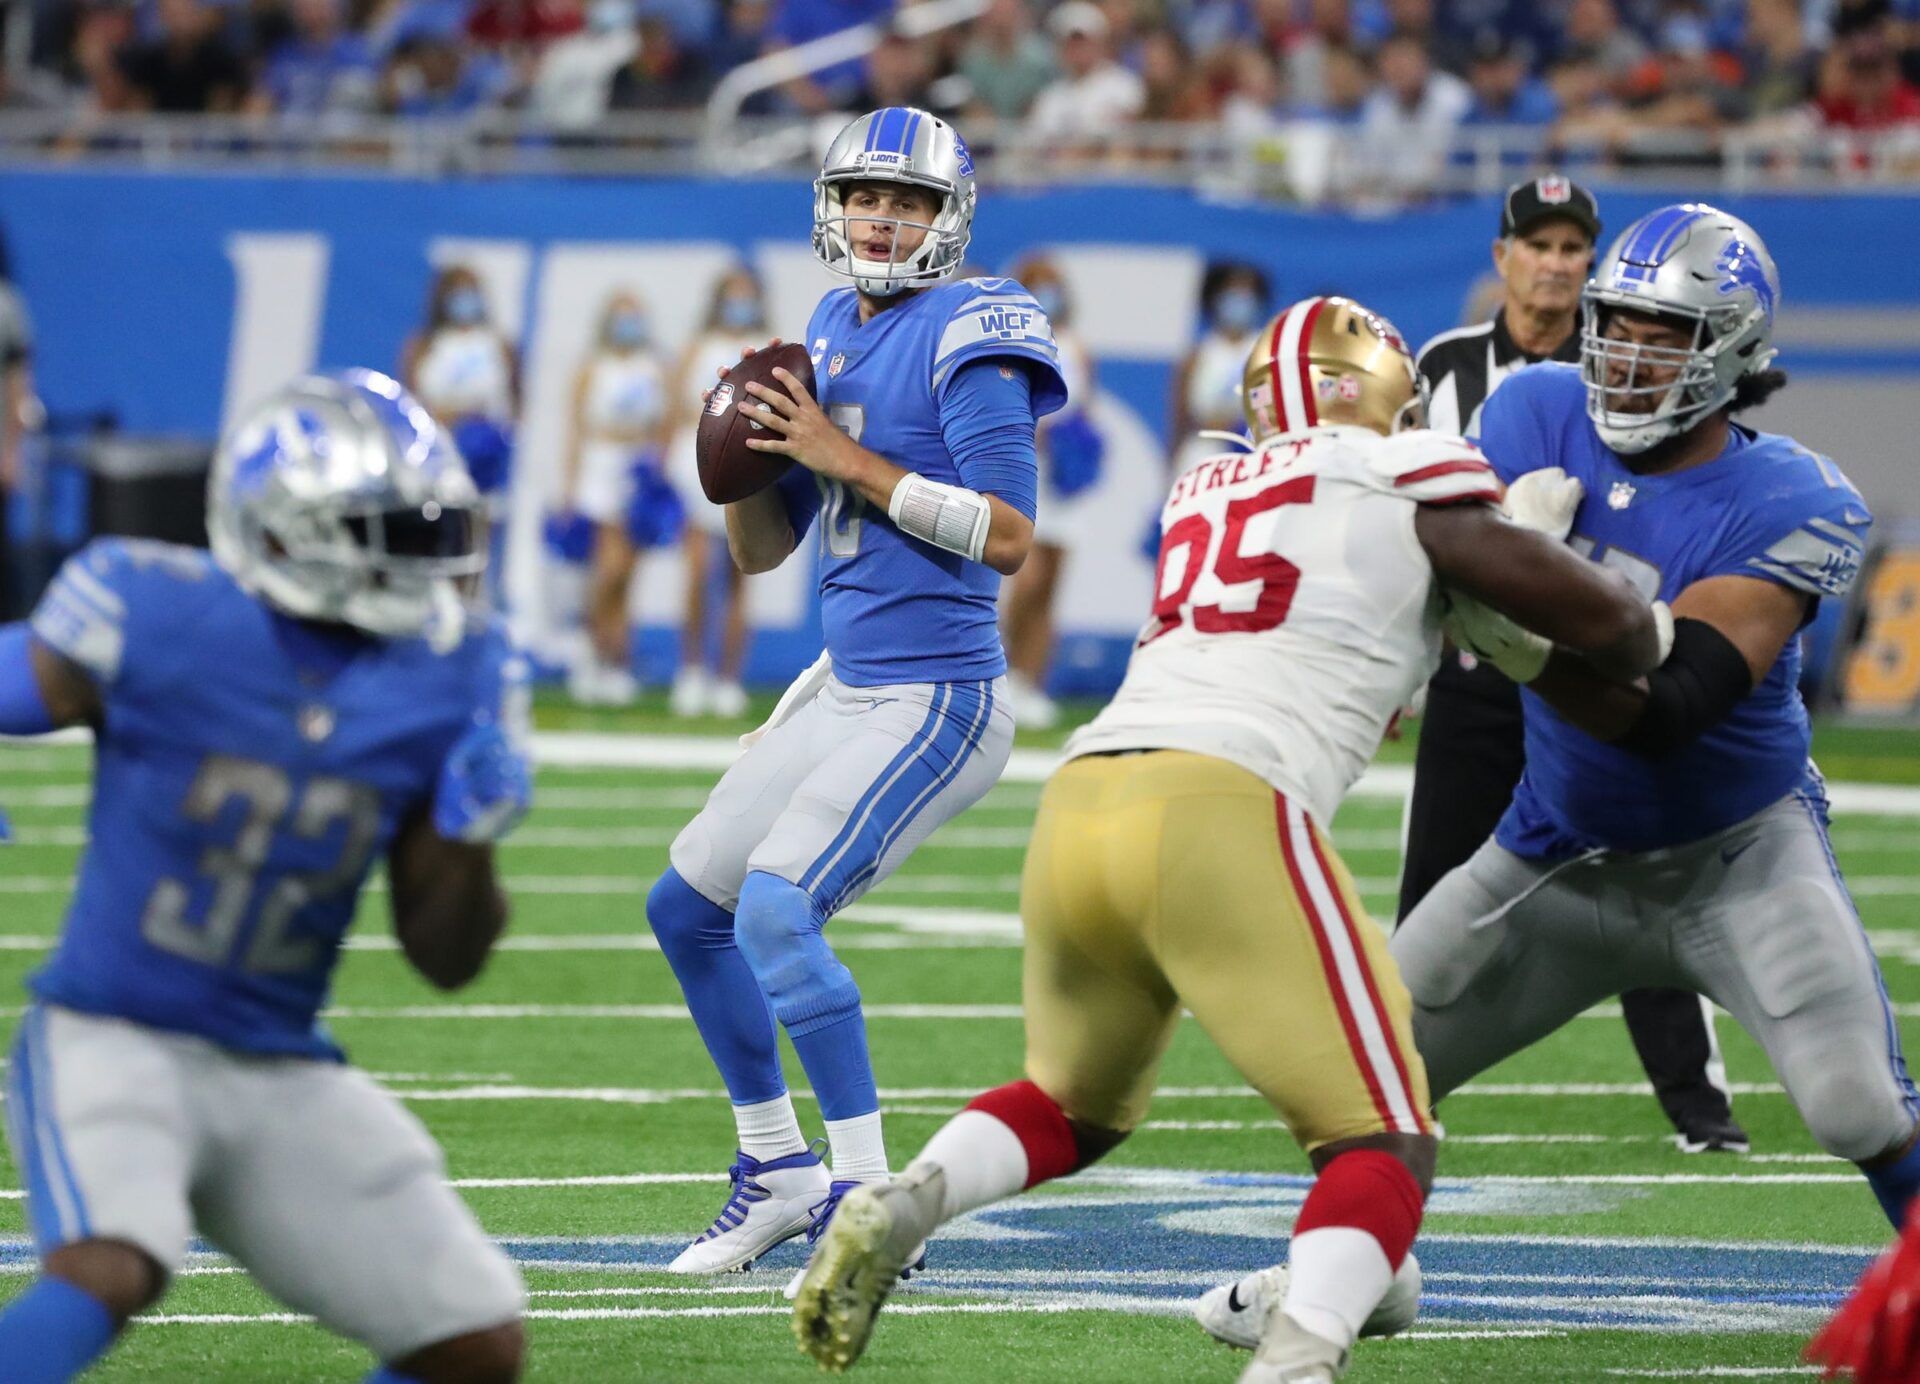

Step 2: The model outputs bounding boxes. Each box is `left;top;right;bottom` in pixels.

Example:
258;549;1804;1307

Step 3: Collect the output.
733;1095;807;1164
823;1111;890;1183
1282;1226;1394;1351
912;1109;1030;1220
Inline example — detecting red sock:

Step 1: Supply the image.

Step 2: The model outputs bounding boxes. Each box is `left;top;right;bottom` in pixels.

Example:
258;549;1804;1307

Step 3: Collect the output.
965;1080;1080;1188
1294;1148;1425;1270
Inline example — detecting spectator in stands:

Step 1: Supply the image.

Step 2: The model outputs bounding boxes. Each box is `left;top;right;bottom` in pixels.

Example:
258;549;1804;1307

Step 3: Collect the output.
958;0;1055;121
607;14;713;109
1462;30;1559;128
706;0;773;77
1735;0;1816;118
466;0;584;52
849;25;937;113
1138;25;1205;124
1817;0;1920;131
1026;2;1145;149
763;0;894;115
1280;0;1357;114
1355;30;1472;197
380;31;511;115
1608;10;1744;155
118;0;250;112
1555;0;1648;91
69;5;140;121
529;0;638;127
251;0;378;117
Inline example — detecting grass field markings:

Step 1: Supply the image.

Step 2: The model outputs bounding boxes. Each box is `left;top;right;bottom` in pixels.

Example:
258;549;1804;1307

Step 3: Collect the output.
1604;1369;1820;1378
0;931;1025;955
346;1080;1807;1102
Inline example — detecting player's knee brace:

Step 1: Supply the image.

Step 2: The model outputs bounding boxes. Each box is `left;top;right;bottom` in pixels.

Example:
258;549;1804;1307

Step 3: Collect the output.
734;871;860;1035
643;868;736;959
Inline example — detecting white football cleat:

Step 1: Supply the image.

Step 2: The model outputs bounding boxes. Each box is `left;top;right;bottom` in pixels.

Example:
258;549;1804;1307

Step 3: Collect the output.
782;1178;929;1302
1238;1310;1348;1384
709;679;750;719
669;666;711;718
1197;1253;1421;1350
790;1167;943;1370
666;1147;830;1275
1005;672;1059;731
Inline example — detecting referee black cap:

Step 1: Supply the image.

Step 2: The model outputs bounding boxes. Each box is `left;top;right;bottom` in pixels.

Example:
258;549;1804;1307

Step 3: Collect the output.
1501;175;1601;243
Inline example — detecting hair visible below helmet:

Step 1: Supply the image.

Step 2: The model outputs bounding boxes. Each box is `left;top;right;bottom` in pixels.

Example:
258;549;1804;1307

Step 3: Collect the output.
207;369;486;648
812;106;976;298
1580;202;1780;455
1242;296;1423;443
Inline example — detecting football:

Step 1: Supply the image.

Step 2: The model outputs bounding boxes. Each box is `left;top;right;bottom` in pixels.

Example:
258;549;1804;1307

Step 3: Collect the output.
695;342;816;504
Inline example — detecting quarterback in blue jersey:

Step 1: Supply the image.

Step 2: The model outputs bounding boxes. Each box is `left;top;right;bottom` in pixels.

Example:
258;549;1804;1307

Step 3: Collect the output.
1391;204;1920;1224
0;371;533;1383
643;106;1067;1279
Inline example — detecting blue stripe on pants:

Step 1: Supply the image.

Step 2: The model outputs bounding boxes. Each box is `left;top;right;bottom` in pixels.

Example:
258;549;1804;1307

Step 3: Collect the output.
798;684;953;899
825;681;992;916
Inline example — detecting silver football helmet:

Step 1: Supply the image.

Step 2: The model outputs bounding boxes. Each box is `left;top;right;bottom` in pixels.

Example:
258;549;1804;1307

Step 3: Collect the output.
1580;202;1780;454
208;369;485;648
812;106;975;297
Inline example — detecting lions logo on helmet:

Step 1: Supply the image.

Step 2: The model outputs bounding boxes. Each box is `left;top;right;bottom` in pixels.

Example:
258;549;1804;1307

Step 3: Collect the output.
208;369;486;651
1580;202;1781;455
811;106;976;298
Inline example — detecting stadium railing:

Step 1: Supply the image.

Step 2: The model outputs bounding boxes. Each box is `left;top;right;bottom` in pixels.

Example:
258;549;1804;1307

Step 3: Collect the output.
3;109;1918;194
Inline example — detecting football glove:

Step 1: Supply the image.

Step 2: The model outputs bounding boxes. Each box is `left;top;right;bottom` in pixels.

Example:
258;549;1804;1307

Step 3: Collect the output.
1442;590;1551;685
1503;467;1583;541
433;720;532;844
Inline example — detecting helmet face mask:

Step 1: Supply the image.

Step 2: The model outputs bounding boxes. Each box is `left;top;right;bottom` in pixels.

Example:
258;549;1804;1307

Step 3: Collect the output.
209;370;486;647
812;107;975;297
1580;203;1780;455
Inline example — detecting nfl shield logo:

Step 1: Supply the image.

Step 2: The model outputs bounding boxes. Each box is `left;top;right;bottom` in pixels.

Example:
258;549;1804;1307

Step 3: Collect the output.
1337;374;1362;402
1538;175;1572;204
1608;481;1635;510
297;704;335;743
829;353;846;378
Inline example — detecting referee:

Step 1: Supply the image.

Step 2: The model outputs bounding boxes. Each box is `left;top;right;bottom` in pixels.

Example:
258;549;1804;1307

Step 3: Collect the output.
1400;175;1749;1154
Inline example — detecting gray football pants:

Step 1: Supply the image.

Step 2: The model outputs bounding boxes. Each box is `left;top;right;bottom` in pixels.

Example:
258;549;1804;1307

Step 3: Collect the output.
1390;788;1919;1162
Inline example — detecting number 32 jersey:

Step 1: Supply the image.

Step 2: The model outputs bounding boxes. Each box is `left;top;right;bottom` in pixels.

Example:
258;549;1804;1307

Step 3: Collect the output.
1066;425;1500;828
26;539;524;1059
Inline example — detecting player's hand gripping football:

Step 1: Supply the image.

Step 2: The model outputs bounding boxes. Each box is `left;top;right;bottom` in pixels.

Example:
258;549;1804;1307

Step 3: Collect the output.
741;365;866;485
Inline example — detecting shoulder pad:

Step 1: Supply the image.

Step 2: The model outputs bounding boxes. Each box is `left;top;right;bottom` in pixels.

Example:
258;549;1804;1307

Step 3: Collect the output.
1364;432;1503;506
28;539;215;685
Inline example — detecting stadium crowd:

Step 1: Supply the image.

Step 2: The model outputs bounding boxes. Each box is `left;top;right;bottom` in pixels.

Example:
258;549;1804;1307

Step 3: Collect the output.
8;0;1919;180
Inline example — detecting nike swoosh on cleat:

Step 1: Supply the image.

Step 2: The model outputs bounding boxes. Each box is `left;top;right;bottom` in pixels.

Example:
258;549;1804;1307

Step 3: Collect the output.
1719;838;1758;866
1227;1285;1246;1312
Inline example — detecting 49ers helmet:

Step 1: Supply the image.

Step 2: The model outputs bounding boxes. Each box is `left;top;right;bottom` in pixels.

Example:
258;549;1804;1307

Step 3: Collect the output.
1242;296;1424;443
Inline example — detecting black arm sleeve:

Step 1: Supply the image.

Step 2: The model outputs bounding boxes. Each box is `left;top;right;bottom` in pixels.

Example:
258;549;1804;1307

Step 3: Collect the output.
1615;617;1754;758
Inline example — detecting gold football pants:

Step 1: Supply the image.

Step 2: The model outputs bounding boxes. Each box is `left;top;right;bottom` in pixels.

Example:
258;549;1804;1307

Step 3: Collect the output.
1019;750;1432;1151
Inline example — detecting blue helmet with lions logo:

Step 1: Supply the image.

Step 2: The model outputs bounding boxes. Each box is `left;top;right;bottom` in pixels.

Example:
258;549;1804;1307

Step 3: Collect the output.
1580;202;1781;454
812;106;976;298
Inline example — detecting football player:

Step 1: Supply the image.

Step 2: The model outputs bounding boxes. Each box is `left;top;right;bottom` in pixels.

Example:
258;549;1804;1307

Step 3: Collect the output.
0;371;532;1383
641;106;1067;1280
1387;206;1920;1225
790;296;1666;1381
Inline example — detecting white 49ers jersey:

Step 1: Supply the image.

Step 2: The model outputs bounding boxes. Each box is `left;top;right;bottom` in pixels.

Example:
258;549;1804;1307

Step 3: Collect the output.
1066;424;1500;827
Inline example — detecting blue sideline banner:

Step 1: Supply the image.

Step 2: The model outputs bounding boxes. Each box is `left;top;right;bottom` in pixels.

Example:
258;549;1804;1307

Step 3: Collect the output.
3;170;1916;692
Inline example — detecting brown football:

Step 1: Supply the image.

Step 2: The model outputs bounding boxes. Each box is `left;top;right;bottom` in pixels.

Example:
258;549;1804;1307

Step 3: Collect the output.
695;342;816;504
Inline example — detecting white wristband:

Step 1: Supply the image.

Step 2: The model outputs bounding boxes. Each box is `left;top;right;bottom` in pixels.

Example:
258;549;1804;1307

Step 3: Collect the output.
887;473;991;562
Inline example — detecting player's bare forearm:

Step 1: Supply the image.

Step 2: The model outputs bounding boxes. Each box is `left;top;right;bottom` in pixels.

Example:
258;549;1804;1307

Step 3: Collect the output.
387;809;509;990
1526;653;1650;740
29;639;101;728
724;488;795;575
1415;505;1660;678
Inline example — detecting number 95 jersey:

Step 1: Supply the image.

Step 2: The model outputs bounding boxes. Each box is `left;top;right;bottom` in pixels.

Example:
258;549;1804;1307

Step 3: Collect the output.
1066;426;1501;828
26;539;525;1060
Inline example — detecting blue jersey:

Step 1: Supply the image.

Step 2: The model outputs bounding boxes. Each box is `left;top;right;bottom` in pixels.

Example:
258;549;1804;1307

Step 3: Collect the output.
26;539;522;1058
783;277;1067;686
1478;364;1871;858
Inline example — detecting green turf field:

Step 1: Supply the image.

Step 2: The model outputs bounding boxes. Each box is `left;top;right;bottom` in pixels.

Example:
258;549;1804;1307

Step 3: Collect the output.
1;709;1916;1381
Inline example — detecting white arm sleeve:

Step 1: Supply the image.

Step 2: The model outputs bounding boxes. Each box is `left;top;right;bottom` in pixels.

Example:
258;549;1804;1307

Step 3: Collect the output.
887;473;992;562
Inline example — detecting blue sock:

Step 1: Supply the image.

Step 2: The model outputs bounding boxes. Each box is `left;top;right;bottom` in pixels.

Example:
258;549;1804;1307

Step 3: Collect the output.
645;869;786;1104
734;871;877;1121
0;1277;118;1383
1864;1135;1920;1226
364;1369;425;1384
